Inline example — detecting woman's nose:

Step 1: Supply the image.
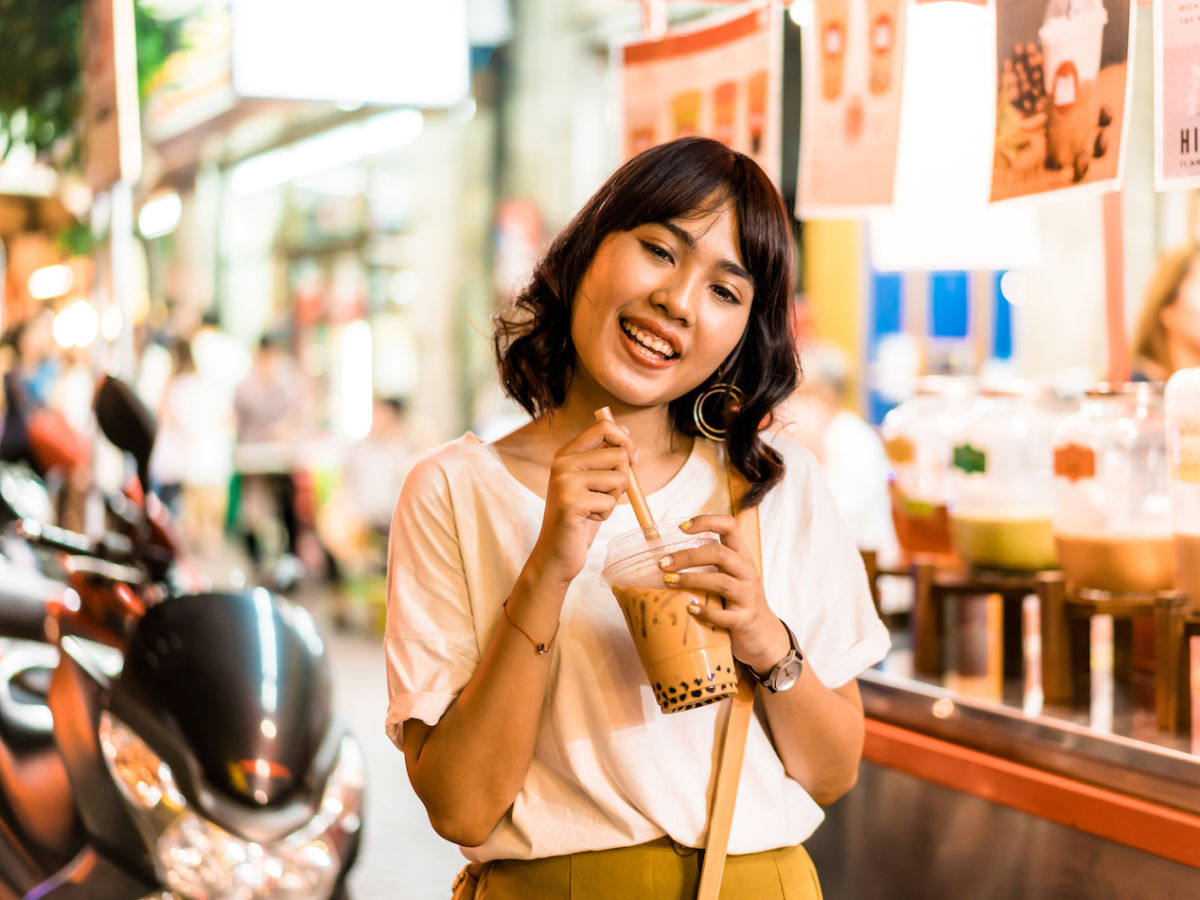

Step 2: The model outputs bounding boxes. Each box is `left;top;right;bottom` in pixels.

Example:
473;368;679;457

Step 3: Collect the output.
650;279;698;325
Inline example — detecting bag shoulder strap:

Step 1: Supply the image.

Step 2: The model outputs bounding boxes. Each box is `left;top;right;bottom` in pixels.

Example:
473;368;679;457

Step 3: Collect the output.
696;465;760;900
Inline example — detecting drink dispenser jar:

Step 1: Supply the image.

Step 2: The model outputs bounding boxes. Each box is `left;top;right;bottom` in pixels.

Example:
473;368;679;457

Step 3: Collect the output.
947;384;1060;571
1052;383;1173;593
1166;368;1200;612
880;376;975;561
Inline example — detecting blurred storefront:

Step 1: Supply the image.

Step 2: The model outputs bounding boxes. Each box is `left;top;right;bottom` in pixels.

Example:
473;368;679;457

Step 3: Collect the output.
133;0;505;449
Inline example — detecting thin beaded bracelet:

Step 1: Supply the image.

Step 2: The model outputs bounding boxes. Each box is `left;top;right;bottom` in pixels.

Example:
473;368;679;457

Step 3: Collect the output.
501;599;559;655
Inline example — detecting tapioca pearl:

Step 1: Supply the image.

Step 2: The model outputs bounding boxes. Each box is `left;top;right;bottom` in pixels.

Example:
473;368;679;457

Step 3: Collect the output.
690;690;703;698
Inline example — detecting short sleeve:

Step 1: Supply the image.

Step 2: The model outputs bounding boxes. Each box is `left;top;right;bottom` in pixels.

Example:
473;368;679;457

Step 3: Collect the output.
384;454;481;749
764;438;891;688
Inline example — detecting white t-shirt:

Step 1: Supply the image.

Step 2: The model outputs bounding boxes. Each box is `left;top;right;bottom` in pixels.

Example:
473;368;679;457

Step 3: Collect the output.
384;432;890;862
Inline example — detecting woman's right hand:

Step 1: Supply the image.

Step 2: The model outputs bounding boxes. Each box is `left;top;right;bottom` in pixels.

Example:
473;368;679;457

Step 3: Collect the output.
527;420;636;587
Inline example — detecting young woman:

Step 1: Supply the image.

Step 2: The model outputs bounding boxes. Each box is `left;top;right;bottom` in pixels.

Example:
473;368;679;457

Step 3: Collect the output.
385;137;890;898
1131;244;1200;381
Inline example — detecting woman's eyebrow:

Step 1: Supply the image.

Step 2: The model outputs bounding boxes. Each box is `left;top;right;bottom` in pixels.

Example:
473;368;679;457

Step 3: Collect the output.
659;220;754;287
661;220;697;250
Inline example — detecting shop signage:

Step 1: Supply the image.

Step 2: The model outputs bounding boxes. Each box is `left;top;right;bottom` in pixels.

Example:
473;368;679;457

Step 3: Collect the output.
795;0;908;217
1153;0;1200;189
82;0;142;190
618;3;782;183
990;0;1135;202
230;0;469;108
142;6;237;144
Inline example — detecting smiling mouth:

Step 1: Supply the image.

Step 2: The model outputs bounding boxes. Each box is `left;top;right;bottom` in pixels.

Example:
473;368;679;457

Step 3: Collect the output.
620;319;679;360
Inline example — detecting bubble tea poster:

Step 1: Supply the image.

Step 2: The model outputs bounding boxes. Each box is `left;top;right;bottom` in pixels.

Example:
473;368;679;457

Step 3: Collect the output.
618;4;782;184
796;0;909;216
990;0;1135;202
1154;0;1200;190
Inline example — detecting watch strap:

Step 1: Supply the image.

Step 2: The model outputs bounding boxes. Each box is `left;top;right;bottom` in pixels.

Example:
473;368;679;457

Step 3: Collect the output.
749;620;802;692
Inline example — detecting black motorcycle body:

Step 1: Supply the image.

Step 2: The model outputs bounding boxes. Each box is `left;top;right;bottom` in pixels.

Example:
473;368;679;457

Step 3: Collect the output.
0;376;363;899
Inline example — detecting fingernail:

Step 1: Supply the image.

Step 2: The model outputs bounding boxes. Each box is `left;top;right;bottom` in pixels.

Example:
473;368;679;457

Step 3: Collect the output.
680;519;692;531
663;573;680;585
687;602;701;614
658;555;672;569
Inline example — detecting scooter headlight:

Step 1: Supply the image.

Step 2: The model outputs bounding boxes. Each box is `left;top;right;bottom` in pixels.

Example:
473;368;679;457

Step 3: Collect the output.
99;712;363;899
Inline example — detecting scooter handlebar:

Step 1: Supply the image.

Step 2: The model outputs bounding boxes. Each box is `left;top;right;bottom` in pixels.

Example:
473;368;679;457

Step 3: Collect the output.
0;566;62;643
17;519;135;564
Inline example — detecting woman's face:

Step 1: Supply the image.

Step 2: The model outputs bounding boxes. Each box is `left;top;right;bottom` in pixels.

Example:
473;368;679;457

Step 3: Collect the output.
568;202;754;411
1163;256;1200;363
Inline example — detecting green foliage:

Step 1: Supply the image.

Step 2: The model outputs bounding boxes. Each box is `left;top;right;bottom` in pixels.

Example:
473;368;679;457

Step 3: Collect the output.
0;0;179;164
0;0;83;157
57;221;97;256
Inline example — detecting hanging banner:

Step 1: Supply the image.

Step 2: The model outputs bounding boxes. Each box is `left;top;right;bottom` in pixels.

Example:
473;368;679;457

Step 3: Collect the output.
795;0;908;218
990;0;1135;203
1154;0;1200;190
83;0;143;190
619;3;782;184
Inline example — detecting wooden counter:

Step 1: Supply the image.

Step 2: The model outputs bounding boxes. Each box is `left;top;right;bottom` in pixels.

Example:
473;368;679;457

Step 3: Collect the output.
806;671;1200;896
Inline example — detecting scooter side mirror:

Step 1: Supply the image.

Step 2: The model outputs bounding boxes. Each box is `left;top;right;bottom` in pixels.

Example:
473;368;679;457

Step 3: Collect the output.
95;376;157;482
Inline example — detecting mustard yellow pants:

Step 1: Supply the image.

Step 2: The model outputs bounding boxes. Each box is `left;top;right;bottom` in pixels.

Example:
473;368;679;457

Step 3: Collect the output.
465;836;822;899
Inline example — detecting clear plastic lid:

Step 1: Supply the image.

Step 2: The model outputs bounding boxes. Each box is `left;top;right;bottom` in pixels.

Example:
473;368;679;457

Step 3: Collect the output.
601;518;718;587
1043;0;1106;23
1166;367;1200;418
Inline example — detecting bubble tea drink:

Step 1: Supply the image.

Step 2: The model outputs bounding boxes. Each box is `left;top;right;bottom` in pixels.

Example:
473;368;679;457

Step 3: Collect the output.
1039;0;1108;174
602;520;739;713
815;0;848;101
867;0;900;95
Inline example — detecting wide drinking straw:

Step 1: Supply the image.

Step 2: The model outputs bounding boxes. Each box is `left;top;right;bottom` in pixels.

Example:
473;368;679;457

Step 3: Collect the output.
594;407;661;541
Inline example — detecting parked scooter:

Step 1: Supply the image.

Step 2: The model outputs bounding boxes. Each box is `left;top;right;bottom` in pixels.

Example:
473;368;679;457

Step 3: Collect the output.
0;376;364;899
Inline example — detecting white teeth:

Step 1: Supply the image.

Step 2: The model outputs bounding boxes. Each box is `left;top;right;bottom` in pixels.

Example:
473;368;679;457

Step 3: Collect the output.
622;321;675;359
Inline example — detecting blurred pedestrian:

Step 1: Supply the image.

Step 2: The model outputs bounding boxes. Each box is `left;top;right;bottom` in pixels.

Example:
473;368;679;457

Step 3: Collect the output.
1131;243;1200;381
344;396;417;537
0;313;58;474
234;333;304;588
48;344;95;532
153;338;234;555
772;340;899;563
319;396;418;626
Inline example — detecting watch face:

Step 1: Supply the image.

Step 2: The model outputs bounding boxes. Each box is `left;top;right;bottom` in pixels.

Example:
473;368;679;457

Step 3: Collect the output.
771;655;803;692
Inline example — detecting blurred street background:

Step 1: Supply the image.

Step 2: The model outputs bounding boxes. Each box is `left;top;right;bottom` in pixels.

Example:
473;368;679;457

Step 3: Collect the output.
2;0;1193;896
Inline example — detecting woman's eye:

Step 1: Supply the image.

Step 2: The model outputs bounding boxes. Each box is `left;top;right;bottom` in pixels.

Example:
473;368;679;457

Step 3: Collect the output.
712;285;741;305
641;241;673;263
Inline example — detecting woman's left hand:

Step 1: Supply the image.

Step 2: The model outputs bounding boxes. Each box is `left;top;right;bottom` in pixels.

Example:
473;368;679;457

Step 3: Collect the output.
658;514;790;674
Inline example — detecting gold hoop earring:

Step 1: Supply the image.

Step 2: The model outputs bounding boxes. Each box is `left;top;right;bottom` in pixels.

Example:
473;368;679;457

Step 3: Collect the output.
692;383;745;441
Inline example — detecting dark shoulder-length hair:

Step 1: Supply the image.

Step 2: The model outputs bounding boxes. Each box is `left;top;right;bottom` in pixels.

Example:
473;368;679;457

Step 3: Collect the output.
494;137;798;508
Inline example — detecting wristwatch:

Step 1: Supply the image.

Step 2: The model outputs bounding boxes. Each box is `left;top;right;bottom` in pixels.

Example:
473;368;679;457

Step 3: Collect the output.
748;619;803;693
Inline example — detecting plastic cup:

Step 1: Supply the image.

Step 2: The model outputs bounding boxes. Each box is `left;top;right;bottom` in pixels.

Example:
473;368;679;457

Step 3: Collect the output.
601;518;739;713
1039;7;1108;169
